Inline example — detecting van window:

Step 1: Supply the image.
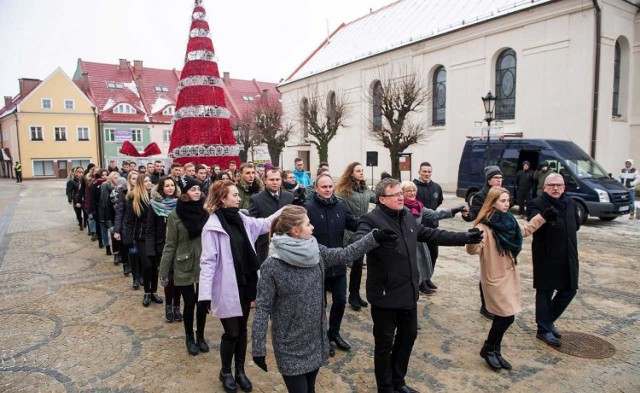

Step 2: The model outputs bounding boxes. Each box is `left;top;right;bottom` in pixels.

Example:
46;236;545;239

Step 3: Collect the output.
563;158;608;179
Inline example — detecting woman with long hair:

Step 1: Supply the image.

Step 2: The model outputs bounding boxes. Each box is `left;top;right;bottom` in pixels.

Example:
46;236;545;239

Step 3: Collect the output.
114;171;138;276
160;176;209;355
467;187;555;371
199;180;283;393
335;162;376;311
77;167;98;240
251;205;395;393
147;176;182;323
96;171;118;255
67;167;85;230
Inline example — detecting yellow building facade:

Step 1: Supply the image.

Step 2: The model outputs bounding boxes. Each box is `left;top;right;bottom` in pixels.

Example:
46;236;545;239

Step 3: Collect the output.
0;68;99;179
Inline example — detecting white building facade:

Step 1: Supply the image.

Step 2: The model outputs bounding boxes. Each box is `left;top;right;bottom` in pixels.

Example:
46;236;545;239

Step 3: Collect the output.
279;0;639;191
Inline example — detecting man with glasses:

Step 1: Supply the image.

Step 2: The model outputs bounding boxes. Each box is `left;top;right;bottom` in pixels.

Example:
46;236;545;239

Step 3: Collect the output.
464;165;504;319
526;173;579;347
351;178;483;393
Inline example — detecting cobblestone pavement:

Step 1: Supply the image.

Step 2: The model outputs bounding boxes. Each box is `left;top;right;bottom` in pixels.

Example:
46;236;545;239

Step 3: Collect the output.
1;179;639;393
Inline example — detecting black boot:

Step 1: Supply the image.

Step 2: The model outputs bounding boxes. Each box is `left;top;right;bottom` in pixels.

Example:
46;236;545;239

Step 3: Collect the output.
123;263;131;276
113;253;121;265
480;341;502;371
495;344;512;370
106;245;112;256
234;333;252;392
185;332;198;356
196;331;209;353
220;336;238;392
173;306;183;321
348;293;361;311
356;293;368;308
165;304;174;322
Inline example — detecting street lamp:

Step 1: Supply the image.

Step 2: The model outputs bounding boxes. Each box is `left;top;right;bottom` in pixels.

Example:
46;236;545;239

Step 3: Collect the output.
482;91;496;141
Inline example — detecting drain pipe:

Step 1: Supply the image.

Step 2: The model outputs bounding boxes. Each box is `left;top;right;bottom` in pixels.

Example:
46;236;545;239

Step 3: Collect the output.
590;0;602;158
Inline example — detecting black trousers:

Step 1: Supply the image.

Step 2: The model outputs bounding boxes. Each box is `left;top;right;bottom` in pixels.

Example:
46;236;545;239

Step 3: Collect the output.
479;282;487;309
164;271;181;307
348;256;364;295
16;172;22;182
517;190;532;215
486;315;515;346
142;254;159;294
178;283;206;336
325;274;347;338
427;241;439;270
73;205;84;225
128;240;143;281
220;299;251;371
536;289;576;333
282;368;320;393
371;306;417;393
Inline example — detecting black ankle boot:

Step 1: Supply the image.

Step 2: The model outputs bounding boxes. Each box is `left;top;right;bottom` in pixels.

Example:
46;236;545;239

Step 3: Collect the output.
219;369;238;393
123;263;131;276
220;336;238;392
234;333;252;392
106;245;112;256
235;369;252;392
348;293;361;311
165;304;174;322
196;331;209;353
495;344;512;370
185;332;198;356
113;253;121;265
480;341;502;371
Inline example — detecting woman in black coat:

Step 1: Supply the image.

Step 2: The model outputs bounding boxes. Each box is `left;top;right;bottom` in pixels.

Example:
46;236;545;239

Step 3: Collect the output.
114;171;138;276
66;167;85;230
90;169;108;250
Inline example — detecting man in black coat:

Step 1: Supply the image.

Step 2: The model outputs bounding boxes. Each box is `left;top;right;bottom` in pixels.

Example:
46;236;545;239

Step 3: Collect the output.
150;160;166;185
352;178;482;393
304;174;358;355
515;161;534;218
526;173;580;347
248;168;294;263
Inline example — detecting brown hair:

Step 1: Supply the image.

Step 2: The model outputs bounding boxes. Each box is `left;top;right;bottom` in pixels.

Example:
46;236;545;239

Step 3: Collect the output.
204;180;236;214
239;162;255;173
335;162;366;197
157;176;180;199
270;205;308;236
474;187;510;226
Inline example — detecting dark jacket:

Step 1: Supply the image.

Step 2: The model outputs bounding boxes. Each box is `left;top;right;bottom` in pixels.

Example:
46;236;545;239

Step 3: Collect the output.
90;182;103;218
66;178;81;204
112;187;127;234
145;198;172;257
463;184;490;222
248;189;295;263
304;194;358;277
515;169;534;192
526;195;580;290
150;170;165;185
352;205;468;309
413;179;443;228
98;182;115;224
122;197;149;245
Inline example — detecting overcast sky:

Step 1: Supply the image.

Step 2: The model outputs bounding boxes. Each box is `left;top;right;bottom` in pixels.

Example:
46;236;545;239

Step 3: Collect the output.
0;0;392;97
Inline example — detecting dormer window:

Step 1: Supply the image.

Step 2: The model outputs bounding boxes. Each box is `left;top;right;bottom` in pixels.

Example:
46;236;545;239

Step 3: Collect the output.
162;106;175;116
242;96;254;102
107;82;124;89
154;86;170;92
114;103;136;114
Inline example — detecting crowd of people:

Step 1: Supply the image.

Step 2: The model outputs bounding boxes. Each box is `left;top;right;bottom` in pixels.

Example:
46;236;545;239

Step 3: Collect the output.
64;157;585;393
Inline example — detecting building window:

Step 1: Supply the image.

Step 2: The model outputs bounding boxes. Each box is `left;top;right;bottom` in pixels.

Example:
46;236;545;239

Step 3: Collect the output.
372;80;383;131
41;98;52;110
114;103;136;114
107;82;124;89
30;126;44;141
105;129;115;142
64;100;75;110
495;49;517;120
163;129;172;142
432;66;446;126
77;127;90;141
242;96;255;102
132;129;142;142
612;41;621;117
154;86;169;92
71;159;90;168
54;127;67;141
162;106;175;116
33;160;55;176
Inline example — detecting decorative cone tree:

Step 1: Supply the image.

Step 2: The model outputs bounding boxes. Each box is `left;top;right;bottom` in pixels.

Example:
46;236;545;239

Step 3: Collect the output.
168;0;240;168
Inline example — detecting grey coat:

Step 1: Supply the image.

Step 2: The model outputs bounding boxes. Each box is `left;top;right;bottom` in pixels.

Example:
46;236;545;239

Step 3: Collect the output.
251;232;378;376
411;206;453;282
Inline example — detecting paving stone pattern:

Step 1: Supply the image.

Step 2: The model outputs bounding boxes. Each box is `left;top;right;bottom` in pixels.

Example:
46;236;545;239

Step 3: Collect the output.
0;179;638;392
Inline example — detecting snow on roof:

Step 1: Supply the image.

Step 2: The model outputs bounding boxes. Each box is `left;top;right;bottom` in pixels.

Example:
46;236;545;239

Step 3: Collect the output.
285;0;553;83
103;97;115;111
151;97;173;114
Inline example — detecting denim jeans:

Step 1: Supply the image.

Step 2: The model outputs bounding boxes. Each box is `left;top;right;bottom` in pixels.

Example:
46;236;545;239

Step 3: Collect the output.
99;222;111;246
86;212;96;234
629;188;636;213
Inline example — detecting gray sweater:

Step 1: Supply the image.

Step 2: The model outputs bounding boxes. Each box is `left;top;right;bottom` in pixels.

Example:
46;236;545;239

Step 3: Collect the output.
251;232;378;376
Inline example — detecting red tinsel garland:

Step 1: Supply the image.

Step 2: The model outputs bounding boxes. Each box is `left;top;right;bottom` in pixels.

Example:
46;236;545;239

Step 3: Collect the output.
187;37;214;53
181;61;220;79
175;86;226;107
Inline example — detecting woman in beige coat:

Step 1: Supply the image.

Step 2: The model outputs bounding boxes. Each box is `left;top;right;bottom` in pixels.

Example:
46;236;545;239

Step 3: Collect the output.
467;187;557;371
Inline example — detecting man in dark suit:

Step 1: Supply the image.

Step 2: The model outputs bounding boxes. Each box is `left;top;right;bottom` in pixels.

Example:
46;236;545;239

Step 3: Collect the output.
248;168;294;263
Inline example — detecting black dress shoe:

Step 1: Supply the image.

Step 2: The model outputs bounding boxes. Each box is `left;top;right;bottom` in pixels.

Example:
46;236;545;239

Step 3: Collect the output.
348;294;361;311
426;279;438;290
419;282;435;296
329;347;335;357
142;294;150;307
132;279;140;290
550;325;562;339
395;385;420;393
536;331;561;347
150;293;163;304
480;306;495;320
329;335;351;351
357;294;368;307
123;263;131;276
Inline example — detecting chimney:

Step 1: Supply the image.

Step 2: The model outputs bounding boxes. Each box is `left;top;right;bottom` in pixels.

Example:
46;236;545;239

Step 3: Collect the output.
81;73;90;91
223;72;230;83
119;58;129;70
19;78;41;97
133;60;143;76
262;89;269;100
4;96;13;108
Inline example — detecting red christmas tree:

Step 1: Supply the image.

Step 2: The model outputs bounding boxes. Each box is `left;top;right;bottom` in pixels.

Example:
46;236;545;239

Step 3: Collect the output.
168;0;240;168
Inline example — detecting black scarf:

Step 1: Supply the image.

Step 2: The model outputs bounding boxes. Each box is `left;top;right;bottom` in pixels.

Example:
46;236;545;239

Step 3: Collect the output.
379;203;406;222
175;198;208;239
543;192;568;214
282;181;297;191
482;211;523;261
215;207;260;287
313;192;338;206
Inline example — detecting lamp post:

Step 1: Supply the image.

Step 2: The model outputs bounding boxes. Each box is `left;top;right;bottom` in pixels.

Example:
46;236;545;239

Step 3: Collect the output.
482;91;496;142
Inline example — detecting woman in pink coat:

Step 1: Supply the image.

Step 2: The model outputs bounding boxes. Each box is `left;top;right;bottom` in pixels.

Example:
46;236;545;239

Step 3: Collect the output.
467;187;556;371
199;180;281;393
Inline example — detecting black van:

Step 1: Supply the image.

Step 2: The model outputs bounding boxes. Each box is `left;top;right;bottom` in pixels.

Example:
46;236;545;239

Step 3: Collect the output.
456;139;630;223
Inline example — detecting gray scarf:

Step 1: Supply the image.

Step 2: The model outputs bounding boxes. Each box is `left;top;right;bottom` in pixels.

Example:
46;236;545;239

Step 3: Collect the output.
269;234;320;268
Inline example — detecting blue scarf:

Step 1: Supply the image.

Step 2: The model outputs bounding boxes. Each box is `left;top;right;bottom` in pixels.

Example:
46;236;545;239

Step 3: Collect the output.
150;197;177;217
483;211;523;261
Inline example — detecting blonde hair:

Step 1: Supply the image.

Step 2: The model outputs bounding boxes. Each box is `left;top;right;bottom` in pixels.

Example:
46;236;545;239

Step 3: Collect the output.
270;205;308;236
474;187;510;226
107;171;120;187
127;174;150;217
400;181;417;192
127;170;139;190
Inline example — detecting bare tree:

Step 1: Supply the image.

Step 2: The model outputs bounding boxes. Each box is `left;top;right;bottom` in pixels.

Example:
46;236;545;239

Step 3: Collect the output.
254;96;292;166
232;108;258;163
366;69;431;178
298;88;349;164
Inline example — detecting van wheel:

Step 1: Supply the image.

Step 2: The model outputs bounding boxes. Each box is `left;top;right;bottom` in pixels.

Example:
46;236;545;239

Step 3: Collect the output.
575;202;588;224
